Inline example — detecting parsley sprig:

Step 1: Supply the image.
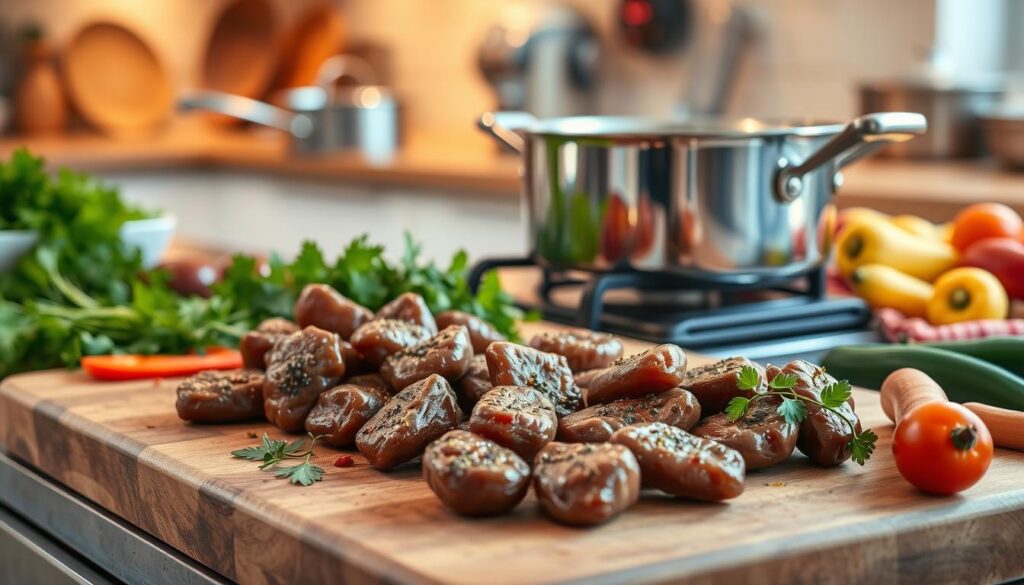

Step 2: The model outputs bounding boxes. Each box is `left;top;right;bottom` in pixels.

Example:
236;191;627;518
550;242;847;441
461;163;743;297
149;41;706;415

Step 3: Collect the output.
726;365;878;465
232;433;326;486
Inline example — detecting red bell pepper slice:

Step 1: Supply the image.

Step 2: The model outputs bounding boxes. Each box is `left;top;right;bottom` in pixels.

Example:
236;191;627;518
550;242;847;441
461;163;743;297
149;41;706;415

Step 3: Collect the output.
81;349;243;381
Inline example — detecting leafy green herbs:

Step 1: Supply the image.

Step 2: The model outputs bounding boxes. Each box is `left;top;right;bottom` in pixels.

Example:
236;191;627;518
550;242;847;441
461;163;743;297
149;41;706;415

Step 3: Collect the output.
232;433;326;486
0;149;529;378
726;365;878;465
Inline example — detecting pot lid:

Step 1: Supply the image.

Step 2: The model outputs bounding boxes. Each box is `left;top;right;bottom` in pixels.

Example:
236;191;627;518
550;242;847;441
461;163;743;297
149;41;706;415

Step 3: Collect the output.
527;115;846;139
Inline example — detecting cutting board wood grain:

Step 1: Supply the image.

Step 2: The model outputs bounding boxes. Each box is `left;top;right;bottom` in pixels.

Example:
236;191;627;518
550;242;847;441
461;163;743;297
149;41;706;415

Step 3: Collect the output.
2;322;1024;585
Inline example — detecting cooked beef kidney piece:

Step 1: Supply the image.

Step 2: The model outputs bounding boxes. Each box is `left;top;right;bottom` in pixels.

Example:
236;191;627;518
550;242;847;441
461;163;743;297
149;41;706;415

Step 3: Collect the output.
375;292;438;333
583;344;688;407
455;354;491;411
423;430;530;517
304;384;390;447
294;284;373;340
557;388;701;443
344;372;393;395
610;422;745;501
778;360;861;467
356;374;462;470
528;331;624;373
350;319;432;368
435;310;505;354
380;325;474;391
533;442;641;527
573;369;601;389
175;369;265;423
485;342;581;417
263;326;346;432
239;318;300;369
469;386;557;460
692;395;798;470
681;357;762;415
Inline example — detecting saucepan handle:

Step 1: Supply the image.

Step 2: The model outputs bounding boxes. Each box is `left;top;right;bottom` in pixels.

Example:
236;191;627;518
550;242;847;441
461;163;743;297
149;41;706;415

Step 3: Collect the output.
774;112;927;203
477;111;538;153
178;90;315;139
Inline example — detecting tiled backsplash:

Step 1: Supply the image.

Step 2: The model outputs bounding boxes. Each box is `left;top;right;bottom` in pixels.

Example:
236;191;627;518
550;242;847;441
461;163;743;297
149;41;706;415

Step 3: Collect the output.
3;0;937;134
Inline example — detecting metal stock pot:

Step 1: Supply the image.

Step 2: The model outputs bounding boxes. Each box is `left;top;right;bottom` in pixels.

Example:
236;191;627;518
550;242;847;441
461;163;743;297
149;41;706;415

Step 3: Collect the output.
479;111;926;281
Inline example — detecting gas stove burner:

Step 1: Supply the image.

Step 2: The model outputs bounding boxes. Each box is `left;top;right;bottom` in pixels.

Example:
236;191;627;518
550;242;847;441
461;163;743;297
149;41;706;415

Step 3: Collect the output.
468;256;873;360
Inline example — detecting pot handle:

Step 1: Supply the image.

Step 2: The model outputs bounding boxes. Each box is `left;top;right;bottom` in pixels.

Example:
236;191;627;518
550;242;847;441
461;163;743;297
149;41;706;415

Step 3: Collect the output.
477;111;538;153
774;112;927;203
178;90;315;139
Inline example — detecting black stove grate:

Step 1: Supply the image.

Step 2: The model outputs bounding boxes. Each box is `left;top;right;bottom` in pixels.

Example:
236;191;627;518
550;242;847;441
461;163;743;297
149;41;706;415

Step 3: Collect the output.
468;256;872;352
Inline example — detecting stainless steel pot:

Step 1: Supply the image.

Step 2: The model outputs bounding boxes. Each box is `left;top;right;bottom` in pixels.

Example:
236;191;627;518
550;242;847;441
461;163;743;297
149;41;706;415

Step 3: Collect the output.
479;111;926;279
179;56;401;163
859;80;1002;159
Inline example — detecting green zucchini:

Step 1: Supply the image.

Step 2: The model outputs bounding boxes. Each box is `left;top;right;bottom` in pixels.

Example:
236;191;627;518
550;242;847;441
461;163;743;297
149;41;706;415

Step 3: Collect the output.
821;344;1024;411
916;337;1024;379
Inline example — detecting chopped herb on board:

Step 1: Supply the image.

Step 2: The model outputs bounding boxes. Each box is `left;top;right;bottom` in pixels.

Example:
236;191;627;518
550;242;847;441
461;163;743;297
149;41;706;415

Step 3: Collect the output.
232;433;326;486
726;365;878;465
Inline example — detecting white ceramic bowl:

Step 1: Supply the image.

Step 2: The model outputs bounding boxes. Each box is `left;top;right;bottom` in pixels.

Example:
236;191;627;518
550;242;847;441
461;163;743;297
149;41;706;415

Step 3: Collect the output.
0;230;40;272
119;214;177;268
0;214;176;273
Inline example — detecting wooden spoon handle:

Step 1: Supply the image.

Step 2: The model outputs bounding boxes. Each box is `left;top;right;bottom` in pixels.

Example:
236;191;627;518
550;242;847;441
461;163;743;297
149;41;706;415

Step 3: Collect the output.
881;368;948;422
964;403;1024;451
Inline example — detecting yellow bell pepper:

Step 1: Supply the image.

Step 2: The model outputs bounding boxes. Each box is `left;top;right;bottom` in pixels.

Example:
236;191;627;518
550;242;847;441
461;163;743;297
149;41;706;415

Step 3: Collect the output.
836;218;958;282
890;215;941;240
926;267;1009;325
850;263;933;317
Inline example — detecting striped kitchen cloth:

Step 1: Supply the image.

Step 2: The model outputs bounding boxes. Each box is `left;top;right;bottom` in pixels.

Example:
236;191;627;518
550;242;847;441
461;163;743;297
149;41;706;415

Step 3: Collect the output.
876;307;1024;343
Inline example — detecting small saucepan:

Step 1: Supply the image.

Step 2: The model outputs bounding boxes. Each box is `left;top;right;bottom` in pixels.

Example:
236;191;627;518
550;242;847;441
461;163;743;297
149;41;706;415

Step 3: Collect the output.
179;56;401;163
479;111;927;280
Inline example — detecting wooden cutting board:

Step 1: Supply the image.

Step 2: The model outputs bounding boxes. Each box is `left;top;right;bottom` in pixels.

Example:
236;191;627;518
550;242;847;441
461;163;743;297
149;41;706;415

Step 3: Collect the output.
2;322;1023;585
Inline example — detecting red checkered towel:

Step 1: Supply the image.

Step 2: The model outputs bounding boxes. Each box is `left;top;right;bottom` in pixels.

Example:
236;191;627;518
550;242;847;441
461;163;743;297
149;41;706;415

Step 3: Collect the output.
876;308;1024;343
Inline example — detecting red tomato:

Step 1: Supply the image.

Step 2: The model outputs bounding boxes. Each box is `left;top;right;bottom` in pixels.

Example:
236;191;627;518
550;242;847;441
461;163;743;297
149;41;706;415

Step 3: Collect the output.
892;401;993;495
950;203;1023;252
960;237;1024;299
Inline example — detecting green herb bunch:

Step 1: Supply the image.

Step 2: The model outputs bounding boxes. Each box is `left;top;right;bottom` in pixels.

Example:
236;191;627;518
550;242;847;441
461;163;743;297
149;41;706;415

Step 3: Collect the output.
0;149;528;378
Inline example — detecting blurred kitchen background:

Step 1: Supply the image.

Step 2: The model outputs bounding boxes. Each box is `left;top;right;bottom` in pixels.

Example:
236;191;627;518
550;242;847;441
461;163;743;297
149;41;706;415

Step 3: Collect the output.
0;0;1021;262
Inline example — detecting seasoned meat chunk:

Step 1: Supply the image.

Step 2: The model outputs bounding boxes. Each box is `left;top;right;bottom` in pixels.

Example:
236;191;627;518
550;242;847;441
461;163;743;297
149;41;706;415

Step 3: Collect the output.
294;284;373;340
239;318;299;369
610;422;745;501
345;373;393;395
455;354;491;411
175;369;265;423
528;331;624;372
780;360;861;466
304;384;390;447
263;326;346;432
356;374;462;470
485;342;581;417
339;339;366;376
380;325;474;391
692;395;798;470
533;442;640;527
557;388;701;443
573;369;601;389
435;310;505;353
583;344;688;406
350;319;431;368
423;430;530;517
375;292;437;333
469;386;557;460
682;357;763;415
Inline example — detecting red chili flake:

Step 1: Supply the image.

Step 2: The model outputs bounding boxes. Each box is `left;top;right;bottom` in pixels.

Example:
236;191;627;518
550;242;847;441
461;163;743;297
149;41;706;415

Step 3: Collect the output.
334;455;355;468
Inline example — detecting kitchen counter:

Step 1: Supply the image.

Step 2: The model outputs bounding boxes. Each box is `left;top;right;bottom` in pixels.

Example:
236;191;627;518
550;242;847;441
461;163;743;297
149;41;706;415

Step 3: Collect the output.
3;121;1024;215
0;120;522;196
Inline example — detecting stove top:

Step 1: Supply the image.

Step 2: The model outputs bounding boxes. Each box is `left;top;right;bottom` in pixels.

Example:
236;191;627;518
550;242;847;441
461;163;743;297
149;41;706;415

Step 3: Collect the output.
469;257;878;363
